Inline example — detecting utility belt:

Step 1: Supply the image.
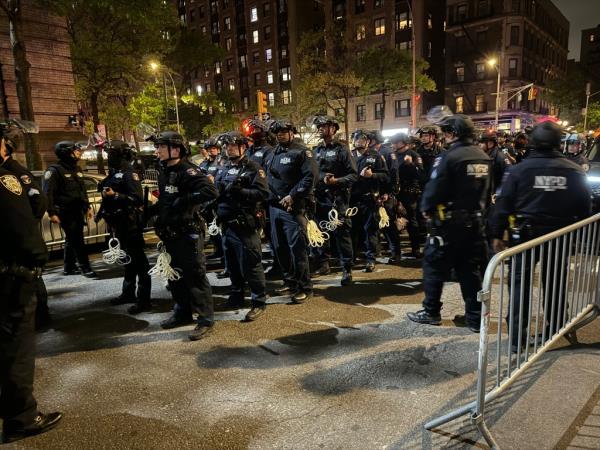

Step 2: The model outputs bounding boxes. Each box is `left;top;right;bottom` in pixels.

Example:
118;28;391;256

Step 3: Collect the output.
220;211;262;231
508;216;568;245
428;207;484;233
0;263;43;282
156;215;205;240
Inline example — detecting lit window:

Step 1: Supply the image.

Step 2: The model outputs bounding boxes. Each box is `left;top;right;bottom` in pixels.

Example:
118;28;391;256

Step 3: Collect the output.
397;40;411;51
282;89;292;105
250;7;258;22
356;24;366;41
374;103;383;120
268;92;275;106
205;83;211;93
394;99;410;117
252;30;259;43
396;12;411;30
196;85;203;96
224;17;231;30
590;34;596;43
356;104;366;121
240;55;247;68
475;94;485;112
215;61;221;74
228;79;235;91
281;67;291;81
456;96;464;113
280;47;288;59
456;66;464;82
265;48;272;62
267;70;274;84
374;18;385;36
226;38;232;50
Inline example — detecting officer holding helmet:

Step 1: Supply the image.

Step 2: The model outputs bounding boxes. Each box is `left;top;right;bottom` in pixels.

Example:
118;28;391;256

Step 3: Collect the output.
407;115;491;332
148;131;217;340
390;132;425;258
490;121;591;352
564;133;589;172
245;119;273;168
97;140;151;314
350;129;389;273
265;119;317;303
312;115;357;285
44;141;96;277
214;131;269;321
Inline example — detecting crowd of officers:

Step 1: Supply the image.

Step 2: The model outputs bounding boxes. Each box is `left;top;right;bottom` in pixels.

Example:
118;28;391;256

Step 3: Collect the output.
0;112;593;443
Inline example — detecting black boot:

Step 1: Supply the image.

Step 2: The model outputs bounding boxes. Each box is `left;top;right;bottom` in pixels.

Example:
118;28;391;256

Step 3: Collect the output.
2;412;63;444
407;309;442;325
127;302;152;315
341;269;353;286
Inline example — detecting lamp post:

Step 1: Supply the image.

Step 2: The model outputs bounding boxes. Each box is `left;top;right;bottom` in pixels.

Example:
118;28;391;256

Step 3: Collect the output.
406;0;417;130
488;57;501;130
150;61;181;134
583;84;600;134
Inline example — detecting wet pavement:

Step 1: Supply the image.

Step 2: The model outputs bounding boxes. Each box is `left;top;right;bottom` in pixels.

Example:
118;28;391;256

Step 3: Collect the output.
2;246;599;449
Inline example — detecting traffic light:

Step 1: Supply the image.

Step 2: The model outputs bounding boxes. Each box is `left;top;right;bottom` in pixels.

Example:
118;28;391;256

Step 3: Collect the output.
257;90;268;115
528;86;538;101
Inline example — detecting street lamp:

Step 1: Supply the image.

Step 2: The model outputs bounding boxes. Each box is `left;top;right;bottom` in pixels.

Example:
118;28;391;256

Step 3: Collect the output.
149;60;181;134
488;57;501;130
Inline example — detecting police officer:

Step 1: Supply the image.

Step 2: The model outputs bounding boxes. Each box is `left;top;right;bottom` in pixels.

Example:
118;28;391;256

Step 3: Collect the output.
149;131;217;341
265;120;317;303
407;115;491;332
496;130;516;165
312;116;357;285
390;133;425;258
199;137;225;262
214;132;269;320
513;132;529;163
97;140;151;314
479;131;511;193
44;141;96;277
0;136;51;328
416;126;442;181
246;119;273;168
490;121;592;352
564;133;590;172
350;129;389;272
0;150;62;443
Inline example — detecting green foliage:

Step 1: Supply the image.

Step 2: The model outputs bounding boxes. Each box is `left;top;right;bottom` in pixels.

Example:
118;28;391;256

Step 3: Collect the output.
545;66;587;124
202;112;241;137
128;83;166;131
585;101;600;130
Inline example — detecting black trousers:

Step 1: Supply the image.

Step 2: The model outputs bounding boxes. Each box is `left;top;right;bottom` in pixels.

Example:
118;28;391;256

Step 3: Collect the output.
59;212;91;271
0;275;38;429
115;227;151;304
222;226;266;304
314;199;353;270
165;232;214;325
381;197;401;257
398;192;422;252
422;225;487;327
351;200;379;264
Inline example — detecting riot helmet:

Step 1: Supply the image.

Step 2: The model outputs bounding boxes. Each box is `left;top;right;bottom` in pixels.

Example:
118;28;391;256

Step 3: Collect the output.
529;121;562;151
54;141;82;162
438;114;475;142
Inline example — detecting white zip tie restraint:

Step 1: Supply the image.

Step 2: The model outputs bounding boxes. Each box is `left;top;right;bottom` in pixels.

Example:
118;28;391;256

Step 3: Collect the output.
307;219;329;247
102;237;131;265
148;242;182;281
319;207;359;232
378;206;390;229
207;217;222;236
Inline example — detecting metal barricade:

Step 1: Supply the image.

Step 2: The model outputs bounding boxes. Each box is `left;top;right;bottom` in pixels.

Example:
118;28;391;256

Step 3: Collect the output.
425;213;600;448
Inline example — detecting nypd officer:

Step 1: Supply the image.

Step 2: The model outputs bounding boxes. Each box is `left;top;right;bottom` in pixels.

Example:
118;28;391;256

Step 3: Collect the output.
407;115;491;332
390;132;425;258
490;121;591;352
564;133;590;172
149;132;217;341
350;129;389;273
44;141;96;277
246;119;273;168
97;140;151;314
265;120;317;303
214;132;269;321
199;137;225;261
312;116;357;285
416;126;442;181
0;151;62;443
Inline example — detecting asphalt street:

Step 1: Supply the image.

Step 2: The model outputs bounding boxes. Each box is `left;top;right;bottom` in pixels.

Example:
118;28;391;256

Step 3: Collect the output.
2;243;599;449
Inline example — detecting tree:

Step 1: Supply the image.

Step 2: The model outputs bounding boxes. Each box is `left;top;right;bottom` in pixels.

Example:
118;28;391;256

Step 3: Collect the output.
545;65;587;125
128;83;167;134
356;46;436;130
584;101;600;131
0;0;41;169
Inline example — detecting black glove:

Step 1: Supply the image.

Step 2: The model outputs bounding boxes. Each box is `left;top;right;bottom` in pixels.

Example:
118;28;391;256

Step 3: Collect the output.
171;195;188;209
225;182;243;197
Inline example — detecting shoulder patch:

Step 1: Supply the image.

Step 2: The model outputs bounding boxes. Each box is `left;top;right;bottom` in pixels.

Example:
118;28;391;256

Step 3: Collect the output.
187;168;199;176
20;174;31;185
0;174;22;195
132;172;140;181
258;169;266;178
44;170;52;180
306;150;313;158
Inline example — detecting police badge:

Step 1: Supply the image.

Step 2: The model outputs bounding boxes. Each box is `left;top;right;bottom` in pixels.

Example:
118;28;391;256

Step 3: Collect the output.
0;174;23;195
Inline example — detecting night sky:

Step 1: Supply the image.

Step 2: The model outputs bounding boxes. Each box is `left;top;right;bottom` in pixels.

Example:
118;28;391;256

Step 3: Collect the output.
553;0;600;61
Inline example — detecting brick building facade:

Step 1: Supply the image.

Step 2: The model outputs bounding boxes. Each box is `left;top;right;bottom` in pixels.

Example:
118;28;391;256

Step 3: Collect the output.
0;1;81;167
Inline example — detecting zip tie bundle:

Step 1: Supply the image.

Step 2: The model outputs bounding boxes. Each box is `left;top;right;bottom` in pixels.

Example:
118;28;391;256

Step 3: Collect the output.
102;238;131;265
378;207;390;229
307;219;329;247
207;217;222;236
319;207;359;232
148;242;182;281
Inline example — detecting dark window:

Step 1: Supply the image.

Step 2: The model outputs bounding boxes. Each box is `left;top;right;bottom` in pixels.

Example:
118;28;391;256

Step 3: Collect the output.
226;58;232;71
476;63;485;80
476;30;487;43
394;99;410;117
199;5;205;17
356;104;366;121
263;2;270;16
254;72;261;85
253;51;260;64
355;0;366;14
375;0;384;7
189;9;196;22
478;0;489;16
456;66;465;82
374;103;383;119
509;58;518;77
264;25;271;40
511;0;519;12
510;25;519;45
456;4;467;22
